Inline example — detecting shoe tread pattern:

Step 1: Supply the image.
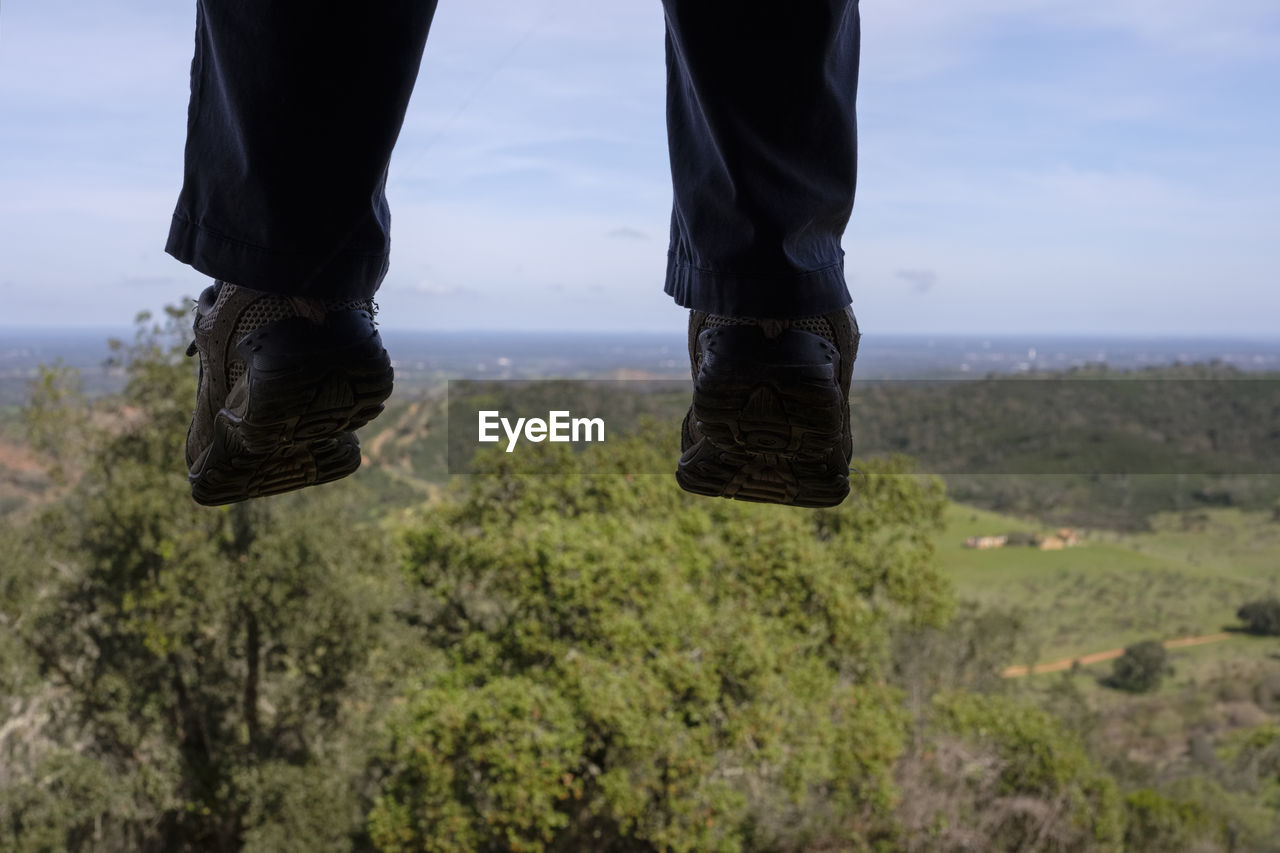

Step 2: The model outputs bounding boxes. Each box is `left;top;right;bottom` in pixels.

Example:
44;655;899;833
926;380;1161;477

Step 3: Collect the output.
676;325;850;508
189;309;393;506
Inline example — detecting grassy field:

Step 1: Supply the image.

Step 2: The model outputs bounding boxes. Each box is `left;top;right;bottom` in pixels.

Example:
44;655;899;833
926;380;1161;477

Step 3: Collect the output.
936;503;1280;669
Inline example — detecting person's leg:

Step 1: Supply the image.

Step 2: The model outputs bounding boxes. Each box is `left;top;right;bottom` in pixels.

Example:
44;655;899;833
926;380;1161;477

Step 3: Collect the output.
172;1;437;505
661;0;859;320
166;0;439;299
664;0;862;507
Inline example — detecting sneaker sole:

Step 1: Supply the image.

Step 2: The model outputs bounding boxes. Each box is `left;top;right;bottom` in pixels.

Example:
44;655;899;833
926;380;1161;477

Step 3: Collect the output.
676;326;849;508
189;310;393;506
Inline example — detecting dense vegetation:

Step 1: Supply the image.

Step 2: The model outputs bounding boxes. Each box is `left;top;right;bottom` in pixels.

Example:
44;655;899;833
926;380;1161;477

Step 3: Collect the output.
365;366;1280;531
2;310;1278;850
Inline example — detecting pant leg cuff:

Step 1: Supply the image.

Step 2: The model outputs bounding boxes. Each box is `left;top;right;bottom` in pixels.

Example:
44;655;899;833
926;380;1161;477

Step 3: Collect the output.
165;215;389;300
664;253;853;319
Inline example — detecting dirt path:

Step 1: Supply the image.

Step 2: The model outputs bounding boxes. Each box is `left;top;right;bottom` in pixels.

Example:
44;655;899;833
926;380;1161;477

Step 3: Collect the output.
1001;632;1234;678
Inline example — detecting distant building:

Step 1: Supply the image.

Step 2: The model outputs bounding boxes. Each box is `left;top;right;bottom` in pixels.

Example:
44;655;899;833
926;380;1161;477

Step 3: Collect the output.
964;535;1008;550
965;530;1081;551
1036;535;1066;550
1057;528;1082;546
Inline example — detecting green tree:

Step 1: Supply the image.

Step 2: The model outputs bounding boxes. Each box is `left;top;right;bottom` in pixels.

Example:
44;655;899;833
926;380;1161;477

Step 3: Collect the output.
0;308;414;852
1106;640;1172;694
1237;598;1280;636
370;441;953;852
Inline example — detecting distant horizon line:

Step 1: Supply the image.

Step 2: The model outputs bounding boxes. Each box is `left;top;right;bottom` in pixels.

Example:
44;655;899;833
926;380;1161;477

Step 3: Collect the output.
3;325;1280;343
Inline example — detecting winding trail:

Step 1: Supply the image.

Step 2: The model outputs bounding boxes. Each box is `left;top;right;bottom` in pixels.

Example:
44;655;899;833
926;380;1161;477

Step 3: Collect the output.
1001;632;1234;678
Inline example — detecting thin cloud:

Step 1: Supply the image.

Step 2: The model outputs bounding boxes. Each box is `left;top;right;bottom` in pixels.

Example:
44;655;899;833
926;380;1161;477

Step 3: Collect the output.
607;226;649;241
409;279;474;298
896;269;939;293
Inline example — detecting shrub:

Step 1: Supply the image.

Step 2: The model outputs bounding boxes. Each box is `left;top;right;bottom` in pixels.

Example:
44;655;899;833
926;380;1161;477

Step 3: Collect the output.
1122;788;1220;852
892;691;1125;852
1106;640;1171;693
1219;723;1280;789
1237;598;1280;636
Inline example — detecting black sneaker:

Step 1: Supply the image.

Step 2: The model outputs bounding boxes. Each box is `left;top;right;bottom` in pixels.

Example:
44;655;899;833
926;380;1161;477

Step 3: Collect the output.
676;307;860;507
184;281;394;506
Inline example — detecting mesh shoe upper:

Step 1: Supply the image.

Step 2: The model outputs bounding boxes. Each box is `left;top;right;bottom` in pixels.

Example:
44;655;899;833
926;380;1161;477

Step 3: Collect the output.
184;281;375;470
684;307;861;459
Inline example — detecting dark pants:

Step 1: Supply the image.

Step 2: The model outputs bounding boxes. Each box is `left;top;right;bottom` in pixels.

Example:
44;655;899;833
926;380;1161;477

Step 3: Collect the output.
166;1;859;320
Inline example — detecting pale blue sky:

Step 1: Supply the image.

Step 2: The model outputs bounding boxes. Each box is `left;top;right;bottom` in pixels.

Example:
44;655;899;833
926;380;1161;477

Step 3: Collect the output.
1;0;1277;333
